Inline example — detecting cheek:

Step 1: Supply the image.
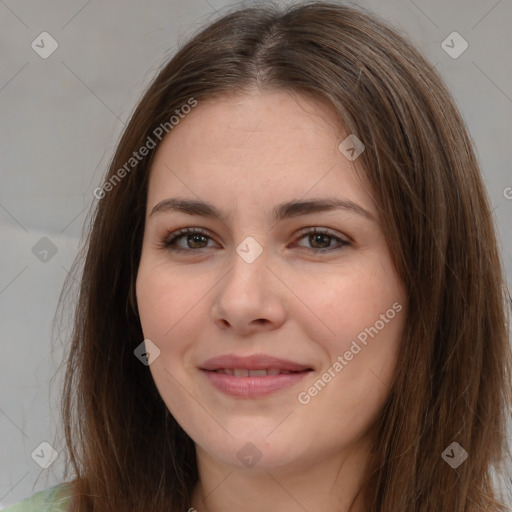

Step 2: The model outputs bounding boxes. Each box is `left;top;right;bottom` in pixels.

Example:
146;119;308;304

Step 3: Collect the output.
290;253;404;348
136;261;202;358
136;263;206;418
136;267;172;339
136;252;205;328
291;254;405;419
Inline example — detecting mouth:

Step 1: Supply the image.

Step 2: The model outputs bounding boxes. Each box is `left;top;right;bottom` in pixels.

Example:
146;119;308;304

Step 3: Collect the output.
200;353;313;373
205;368;306;376
199;354;313;397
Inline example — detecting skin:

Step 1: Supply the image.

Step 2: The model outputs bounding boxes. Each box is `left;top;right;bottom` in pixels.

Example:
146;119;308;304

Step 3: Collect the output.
136;88;407;512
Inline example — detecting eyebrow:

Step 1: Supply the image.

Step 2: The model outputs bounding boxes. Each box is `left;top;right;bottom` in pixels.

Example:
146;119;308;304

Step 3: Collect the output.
149;197;375;222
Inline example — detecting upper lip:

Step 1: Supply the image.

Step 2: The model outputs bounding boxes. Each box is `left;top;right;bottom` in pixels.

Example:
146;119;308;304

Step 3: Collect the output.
200;354;313;372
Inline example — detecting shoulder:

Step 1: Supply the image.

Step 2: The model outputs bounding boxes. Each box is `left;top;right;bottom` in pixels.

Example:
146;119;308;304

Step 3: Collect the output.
2;482;73;512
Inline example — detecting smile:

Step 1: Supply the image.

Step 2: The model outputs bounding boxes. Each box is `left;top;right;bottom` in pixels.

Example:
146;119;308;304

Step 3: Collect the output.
208;368;298;376
199;353;314;397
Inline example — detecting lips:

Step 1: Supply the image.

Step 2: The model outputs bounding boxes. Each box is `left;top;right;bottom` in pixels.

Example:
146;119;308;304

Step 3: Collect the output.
199;354;313;397
212;368;295;377
200;354;313;373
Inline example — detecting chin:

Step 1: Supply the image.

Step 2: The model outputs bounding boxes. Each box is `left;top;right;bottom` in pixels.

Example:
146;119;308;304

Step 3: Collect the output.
196;429;309;471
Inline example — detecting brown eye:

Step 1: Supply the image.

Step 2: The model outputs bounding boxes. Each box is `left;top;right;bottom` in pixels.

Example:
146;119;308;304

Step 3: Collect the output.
308;233;332;249
183;233;209;249
295;228;349;252
160;227;349;254
162;228;216;251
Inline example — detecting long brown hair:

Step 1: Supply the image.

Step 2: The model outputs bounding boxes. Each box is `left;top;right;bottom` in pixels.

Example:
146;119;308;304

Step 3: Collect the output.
58;1;512;510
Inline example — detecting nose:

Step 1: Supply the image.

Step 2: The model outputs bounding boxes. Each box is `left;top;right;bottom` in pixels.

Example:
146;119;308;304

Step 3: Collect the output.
211;246;287;336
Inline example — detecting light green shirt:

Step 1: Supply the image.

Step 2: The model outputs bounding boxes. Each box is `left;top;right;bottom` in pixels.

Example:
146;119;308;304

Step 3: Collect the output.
1;483;71;512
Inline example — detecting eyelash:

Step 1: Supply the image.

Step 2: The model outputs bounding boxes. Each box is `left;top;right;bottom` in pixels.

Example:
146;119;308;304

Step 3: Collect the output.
159;227;350;254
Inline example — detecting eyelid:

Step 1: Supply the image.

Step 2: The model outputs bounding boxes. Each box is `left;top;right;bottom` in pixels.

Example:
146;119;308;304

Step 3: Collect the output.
161;227;219;250
294;226;350;243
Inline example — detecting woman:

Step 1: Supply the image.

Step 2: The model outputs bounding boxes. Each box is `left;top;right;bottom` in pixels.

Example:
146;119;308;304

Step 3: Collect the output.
5;1;511;511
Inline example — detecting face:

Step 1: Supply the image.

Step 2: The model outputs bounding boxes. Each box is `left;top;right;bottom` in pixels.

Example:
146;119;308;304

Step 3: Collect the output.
136;89;407;472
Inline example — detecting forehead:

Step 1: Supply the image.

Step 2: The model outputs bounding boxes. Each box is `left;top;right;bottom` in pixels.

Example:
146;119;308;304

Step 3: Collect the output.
146;89;374;217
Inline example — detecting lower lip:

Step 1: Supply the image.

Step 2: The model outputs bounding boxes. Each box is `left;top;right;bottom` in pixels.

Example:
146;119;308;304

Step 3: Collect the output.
201;370;311;398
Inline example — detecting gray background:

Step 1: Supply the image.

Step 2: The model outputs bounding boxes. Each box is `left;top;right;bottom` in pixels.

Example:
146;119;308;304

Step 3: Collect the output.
1;0;511;508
